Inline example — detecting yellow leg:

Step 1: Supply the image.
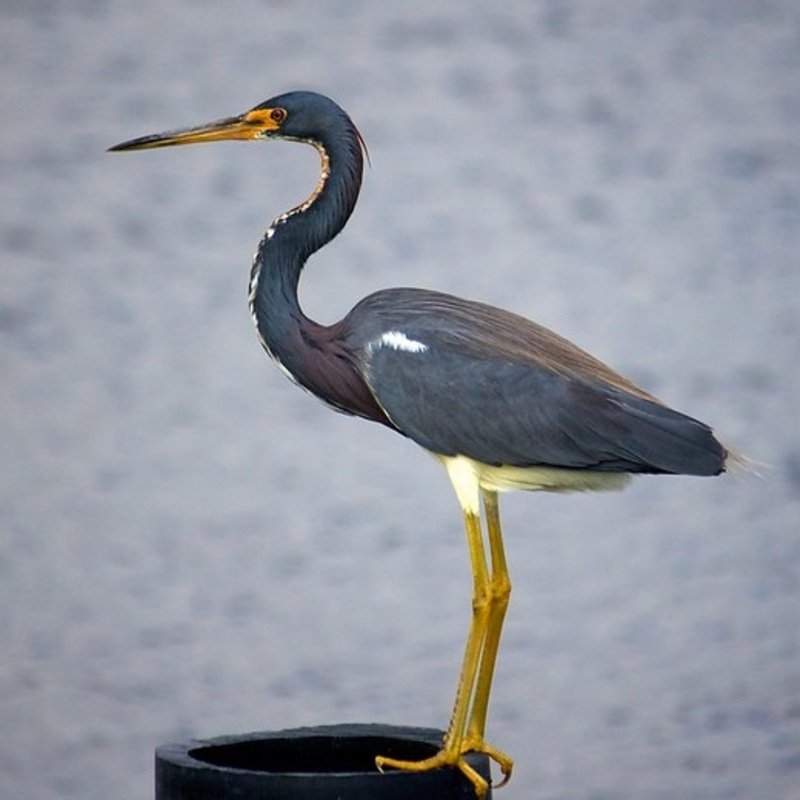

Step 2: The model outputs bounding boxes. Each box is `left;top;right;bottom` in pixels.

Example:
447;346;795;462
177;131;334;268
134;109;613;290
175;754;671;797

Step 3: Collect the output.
376;463;514;797
463;489;513;785
376;507;493;796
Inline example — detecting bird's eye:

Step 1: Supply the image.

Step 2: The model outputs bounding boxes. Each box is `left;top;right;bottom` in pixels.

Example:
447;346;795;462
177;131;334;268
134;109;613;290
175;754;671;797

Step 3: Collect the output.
270;108;287;124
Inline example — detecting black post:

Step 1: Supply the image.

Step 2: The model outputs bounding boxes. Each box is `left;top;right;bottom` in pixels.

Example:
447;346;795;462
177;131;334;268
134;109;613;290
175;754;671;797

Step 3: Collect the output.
155;723;493;799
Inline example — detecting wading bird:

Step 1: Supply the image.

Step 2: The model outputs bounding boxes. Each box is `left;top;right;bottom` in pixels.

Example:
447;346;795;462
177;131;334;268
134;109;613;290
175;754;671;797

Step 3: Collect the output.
110;91;731;797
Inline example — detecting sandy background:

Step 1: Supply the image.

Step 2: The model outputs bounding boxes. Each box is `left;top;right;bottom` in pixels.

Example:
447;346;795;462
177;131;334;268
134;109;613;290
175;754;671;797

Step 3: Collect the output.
2;2;799;798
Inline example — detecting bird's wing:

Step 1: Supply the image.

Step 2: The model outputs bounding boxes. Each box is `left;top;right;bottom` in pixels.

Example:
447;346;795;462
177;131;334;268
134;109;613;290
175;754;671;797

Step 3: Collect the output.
357;314;724;476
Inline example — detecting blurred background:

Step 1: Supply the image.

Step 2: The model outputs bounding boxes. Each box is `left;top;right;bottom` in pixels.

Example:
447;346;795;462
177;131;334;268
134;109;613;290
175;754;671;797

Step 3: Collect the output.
2;2;799;798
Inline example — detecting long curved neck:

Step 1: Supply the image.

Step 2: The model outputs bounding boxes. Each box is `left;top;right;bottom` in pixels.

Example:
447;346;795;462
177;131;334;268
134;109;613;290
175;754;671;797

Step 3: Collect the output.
248;127;363;376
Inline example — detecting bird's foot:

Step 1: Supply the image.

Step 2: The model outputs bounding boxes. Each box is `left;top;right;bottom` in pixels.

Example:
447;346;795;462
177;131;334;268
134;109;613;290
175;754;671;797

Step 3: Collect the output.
375;738;513;798
460;734;514;788
376;748;489;798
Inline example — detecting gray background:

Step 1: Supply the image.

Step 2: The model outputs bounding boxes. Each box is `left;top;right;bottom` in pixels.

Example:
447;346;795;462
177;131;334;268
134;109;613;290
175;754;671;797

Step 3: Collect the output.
2;2;799;799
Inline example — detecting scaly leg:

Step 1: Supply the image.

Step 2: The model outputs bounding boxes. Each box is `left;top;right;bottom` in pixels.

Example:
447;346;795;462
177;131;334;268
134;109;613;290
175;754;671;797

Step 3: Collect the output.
376;459;513;797
376;506;494;797
462;488;514;785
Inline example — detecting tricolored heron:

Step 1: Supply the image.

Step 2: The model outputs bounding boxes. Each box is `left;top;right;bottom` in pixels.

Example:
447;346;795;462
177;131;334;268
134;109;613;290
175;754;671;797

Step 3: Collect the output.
110;91;731;797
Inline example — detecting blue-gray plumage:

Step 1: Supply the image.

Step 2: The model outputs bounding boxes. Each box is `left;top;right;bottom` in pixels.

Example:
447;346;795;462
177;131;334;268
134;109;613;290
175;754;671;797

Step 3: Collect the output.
345;288;725;476
110;90;731;797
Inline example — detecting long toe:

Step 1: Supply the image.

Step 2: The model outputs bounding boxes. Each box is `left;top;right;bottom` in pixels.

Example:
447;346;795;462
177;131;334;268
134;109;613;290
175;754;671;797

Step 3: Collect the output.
376;749;490;799
461;736;514;788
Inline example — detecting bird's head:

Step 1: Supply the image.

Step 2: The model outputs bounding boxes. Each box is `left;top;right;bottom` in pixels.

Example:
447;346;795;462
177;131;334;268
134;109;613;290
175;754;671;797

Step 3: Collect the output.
108;90;365;155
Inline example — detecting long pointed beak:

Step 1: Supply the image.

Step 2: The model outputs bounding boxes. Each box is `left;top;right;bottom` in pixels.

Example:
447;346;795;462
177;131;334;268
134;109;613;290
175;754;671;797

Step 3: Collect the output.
108;108;282;152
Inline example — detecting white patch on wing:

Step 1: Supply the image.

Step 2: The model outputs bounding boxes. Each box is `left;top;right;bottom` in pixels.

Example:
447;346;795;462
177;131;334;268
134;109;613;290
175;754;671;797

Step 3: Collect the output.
370;330;429;354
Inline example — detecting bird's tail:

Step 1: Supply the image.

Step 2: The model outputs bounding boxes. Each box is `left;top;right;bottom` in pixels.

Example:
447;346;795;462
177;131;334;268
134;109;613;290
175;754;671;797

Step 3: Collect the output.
722;445;761;476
